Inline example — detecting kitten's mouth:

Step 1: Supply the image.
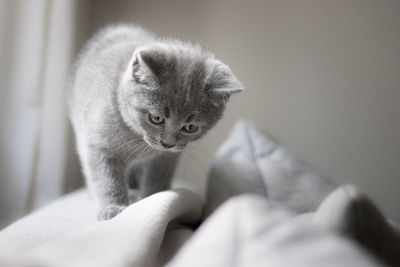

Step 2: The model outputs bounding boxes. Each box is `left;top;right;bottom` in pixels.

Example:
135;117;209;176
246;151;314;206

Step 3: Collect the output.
143;137;184;153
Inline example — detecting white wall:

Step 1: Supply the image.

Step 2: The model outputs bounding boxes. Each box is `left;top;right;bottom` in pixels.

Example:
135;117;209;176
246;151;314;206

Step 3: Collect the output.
88;0;400;221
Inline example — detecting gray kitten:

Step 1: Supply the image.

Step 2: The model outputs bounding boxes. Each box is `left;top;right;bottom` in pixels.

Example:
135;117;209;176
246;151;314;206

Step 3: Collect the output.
69;25;243;220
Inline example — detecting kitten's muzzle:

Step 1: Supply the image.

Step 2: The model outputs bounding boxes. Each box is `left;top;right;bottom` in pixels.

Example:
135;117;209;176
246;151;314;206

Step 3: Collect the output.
160;140;176;148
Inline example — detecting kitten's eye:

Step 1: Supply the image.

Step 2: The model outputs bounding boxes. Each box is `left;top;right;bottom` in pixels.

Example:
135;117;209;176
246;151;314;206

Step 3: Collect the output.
148;114;164;125
181;124;199;134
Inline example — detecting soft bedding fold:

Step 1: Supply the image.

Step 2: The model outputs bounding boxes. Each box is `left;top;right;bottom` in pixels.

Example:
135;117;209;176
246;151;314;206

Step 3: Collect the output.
0;189;202;267
0;121;398;267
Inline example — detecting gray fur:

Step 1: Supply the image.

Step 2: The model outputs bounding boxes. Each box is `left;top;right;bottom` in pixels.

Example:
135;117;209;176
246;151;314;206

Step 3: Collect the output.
69;24;243;220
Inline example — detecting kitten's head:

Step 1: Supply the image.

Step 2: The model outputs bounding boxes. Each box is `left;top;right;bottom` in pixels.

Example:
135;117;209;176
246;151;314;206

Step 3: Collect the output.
119;41;243;152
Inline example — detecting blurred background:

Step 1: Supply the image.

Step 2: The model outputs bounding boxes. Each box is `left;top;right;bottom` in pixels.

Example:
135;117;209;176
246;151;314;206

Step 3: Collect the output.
0;0;399;228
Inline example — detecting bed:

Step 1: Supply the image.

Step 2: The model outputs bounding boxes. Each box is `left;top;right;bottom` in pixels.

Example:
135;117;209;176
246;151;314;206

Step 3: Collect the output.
0;121;398;267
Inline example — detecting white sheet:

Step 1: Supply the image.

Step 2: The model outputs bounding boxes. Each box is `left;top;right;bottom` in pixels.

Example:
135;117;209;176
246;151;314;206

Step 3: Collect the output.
0;189;202;267
0;188;385;267
0;121;394;266
169;194;384;267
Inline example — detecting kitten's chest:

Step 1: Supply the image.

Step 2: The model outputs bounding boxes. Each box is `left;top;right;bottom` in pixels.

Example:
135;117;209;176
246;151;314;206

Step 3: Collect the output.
99;112;159;162
109;133;158;163
123;141;159;162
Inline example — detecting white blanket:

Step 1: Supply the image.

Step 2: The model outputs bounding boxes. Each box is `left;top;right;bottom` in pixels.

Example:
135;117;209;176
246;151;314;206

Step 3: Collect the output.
0;189;202;267
0;188;385;267
0;121;395;266
170;194;384;267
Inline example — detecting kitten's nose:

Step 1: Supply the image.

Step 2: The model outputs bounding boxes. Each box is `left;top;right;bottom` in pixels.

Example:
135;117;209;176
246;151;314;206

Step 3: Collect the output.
160;140;175;148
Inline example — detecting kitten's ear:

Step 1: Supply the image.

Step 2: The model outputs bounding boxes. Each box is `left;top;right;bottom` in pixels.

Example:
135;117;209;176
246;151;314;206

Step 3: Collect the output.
131;48;164;87
205;60;244;105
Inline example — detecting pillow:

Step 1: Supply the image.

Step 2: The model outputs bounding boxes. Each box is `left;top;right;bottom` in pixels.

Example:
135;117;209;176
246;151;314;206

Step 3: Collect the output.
205;121;335;216
204;121;400;266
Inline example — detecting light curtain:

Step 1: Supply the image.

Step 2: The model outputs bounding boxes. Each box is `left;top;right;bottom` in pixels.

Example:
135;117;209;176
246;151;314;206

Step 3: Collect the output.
0;0;88;228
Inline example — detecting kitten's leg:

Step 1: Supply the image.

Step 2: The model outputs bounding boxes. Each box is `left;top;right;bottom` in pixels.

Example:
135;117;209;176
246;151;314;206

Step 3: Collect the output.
126;163;143;203
85;149;128;220
138;153;180;199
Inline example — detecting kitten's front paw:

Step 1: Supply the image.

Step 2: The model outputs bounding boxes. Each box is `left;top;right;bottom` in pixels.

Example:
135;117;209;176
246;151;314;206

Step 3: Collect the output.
97;205;126;221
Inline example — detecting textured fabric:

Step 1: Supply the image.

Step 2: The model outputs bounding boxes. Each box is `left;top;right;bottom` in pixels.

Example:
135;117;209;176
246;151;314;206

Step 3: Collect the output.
313;185;400;267
0;188;388;267
206;121;335;216
0;121;397;267
0;189;202;267
169;194;384;267
204;121;399;266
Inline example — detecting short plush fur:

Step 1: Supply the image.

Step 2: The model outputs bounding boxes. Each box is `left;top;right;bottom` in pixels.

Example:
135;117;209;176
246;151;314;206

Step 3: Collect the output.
69;25;243;220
